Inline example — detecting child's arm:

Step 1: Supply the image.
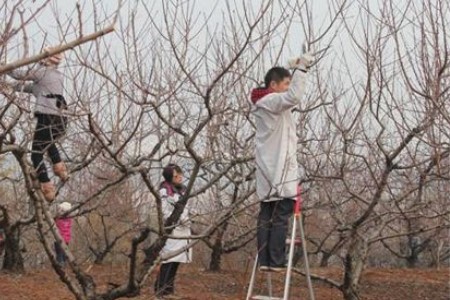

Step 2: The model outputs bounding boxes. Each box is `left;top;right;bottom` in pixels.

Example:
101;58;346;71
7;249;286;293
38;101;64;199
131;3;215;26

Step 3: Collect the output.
12;82;34;94
7;66;45;82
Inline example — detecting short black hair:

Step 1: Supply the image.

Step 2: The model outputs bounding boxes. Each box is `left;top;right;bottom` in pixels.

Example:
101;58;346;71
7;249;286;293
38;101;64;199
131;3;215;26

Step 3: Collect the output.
264;67;291;88
162;163;183;182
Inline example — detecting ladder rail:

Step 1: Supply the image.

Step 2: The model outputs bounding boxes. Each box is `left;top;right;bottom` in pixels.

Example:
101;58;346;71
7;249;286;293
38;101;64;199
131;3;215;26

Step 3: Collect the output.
283;213;298;300
267;272;273;298
299;213;315;300
246;253;259;300
247;185;316;300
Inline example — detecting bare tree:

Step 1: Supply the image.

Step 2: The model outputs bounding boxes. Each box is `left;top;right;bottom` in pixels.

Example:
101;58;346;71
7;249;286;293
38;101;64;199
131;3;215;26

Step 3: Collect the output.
0;1;447;300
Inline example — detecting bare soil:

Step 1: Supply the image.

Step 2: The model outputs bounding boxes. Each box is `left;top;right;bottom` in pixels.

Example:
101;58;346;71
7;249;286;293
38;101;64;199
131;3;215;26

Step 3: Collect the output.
0;265;448;300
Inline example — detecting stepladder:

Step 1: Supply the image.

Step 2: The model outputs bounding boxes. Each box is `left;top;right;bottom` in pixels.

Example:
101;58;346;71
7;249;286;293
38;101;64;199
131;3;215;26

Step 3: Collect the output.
246;185;315;300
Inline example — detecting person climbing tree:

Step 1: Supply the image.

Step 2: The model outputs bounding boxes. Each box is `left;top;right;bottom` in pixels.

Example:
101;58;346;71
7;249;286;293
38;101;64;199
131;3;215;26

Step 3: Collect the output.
154;164;192;300
6;48;69;202
54;201;73;267
250;49;314;272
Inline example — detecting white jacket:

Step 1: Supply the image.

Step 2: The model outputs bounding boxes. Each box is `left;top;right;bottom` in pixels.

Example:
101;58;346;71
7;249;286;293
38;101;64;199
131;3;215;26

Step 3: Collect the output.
252;70;307;202
159;185;192;264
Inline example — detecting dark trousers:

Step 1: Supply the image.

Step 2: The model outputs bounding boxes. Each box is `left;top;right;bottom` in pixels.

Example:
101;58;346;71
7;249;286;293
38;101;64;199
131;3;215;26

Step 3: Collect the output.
154;262;180;296
32;114;66;182
54;242;68;266
257;198;294;267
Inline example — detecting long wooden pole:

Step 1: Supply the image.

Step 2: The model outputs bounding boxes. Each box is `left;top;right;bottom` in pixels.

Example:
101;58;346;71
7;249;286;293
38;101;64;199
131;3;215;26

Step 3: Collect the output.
0;24;115;75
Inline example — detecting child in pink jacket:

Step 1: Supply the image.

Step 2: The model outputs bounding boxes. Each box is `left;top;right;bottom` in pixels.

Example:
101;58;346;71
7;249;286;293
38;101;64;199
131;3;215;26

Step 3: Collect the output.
54;202;72;266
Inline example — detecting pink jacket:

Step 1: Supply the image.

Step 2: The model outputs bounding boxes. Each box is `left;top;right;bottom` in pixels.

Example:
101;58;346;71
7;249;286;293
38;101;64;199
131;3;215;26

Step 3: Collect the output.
55;218;72;243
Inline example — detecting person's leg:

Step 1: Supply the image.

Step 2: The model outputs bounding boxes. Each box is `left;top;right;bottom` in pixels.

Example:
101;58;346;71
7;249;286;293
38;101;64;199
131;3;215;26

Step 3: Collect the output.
54;242;65;266
32;115;56;201
62;242;69;265
155;263;172;296
47;115;66;162
268;198;294;268
31;115;52;183
48;115;69;181
166;262;180;294
257;201;274;267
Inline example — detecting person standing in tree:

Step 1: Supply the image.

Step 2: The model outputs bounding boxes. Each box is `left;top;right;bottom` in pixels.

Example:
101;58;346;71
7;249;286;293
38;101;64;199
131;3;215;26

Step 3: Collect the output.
250;50;314;272
6;48;69;202
154;164;192;300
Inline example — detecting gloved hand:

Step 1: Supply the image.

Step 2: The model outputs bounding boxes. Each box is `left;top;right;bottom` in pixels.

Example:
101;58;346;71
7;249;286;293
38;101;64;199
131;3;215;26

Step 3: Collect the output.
287;51;314;72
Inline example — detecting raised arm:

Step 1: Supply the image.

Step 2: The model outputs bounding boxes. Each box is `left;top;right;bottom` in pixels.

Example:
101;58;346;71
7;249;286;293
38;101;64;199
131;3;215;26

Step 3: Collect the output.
255;70;308;113
12;82;34;94
8;66;45;82
255;52;314;114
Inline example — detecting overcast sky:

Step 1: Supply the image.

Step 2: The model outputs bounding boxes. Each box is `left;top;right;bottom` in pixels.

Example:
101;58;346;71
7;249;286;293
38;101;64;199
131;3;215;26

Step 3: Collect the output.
8;0;345;64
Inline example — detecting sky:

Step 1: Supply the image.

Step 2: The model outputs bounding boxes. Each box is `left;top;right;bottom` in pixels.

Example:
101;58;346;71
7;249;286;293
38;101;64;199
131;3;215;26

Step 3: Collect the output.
3;0;446;194
7;0;341;66
6;0;435;156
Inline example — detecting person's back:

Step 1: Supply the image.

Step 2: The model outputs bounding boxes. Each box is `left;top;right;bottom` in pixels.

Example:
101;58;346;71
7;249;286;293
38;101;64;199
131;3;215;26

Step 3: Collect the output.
54;201;73;266
251;52;314;272
251;66;308;202
9;61;65;116
55;217;72;244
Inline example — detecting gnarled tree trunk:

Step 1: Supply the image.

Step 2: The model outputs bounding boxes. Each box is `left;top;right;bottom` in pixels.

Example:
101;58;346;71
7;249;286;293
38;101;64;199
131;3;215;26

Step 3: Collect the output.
342;233;368;300
2;225;24;273
208;224;227;272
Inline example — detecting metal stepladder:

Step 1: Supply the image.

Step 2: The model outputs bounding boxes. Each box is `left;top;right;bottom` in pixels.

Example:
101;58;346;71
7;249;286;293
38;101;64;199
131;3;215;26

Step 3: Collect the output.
246;186;315;300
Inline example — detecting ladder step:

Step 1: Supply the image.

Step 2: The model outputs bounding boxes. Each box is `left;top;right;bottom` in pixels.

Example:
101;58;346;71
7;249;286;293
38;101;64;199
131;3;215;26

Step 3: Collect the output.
285;238;301;245
251;296;283;300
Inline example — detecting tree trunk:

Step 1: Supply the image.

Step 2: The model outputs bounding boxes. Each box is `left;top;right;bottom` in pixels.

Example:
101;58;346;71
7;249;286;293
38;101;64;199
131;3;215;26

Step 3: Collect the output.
406;251;419;268
208;224;227;272
319;252;331;267
90;245;112;265
2;226;24;273
342;233;368;300
209;244;223;271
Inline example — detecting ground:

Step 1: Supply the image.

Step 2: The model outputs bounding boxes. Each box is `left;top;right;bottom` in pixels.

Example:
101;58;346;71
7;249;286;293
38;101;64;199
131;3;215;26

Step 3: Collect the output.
0;265;448;300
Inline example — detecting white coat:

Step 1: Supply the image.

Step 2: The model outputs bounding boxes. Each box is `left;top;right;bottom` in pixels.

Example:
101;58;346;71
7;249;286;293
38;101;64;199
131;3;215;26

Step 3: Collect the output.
159;185;192;264
252;70;307;202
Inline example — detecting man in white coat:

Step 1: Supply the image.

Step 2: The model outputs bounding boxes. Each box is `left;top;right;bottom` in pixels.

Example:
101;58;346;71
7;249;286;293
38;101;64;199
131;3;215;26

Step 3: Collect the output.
251;51;314;272
154;164;192;299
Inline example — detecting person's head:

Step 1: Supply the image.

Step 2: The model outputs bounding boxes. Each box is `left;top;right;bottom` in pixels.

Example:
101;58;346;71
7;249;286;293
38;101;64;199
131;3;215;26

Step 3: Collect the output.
264;67;291;92
163;163;183;186
58;202;72;214
41;47;64;66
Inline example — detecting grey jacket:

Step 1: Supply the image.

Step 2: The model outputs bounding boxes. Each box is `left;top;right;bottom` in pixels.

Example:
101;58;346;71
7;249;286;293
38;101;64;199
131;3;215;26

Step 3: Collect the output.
8;64;65;116
252;70;307;202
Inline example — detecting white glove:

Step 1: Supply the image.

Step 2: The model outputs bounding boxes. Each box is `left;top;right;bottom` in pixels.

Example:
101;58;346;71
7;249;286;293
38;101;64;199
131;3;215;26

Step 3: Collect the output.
287;52;314;72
